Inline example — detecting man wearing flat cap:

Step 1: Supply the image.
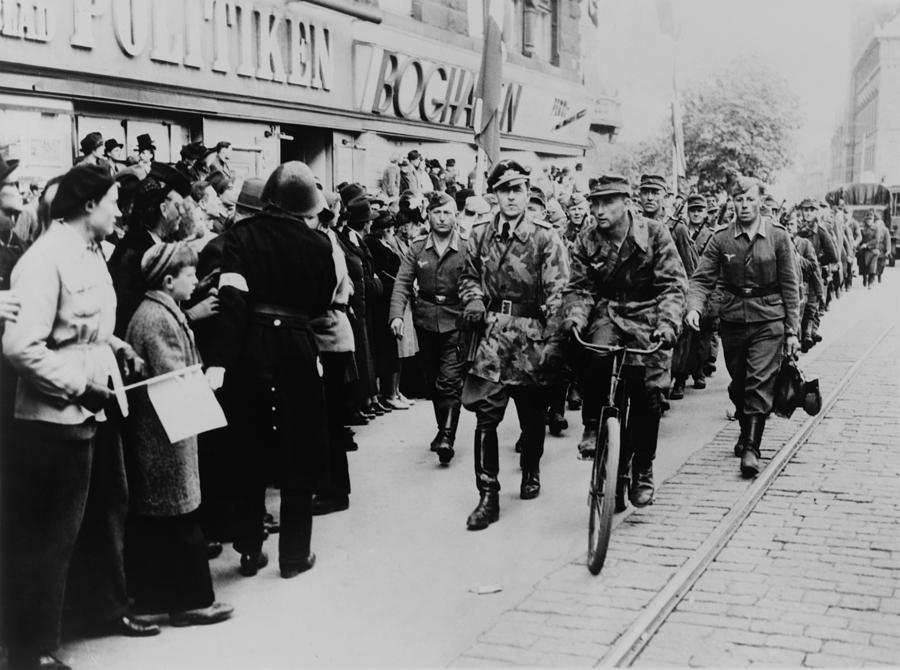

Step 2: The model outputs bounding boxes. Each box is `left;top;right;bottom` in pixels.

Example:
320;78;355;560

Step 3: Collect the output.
686;176;800;478
205;161;336;579
458;158;570;530
389;190;468;465
561;174;687;509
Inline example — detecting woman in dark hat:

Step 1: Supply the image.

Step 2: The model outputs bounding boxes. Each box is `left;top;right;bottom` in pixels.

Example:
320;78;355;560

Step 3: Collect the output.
2;164;159;670
135;133;156;169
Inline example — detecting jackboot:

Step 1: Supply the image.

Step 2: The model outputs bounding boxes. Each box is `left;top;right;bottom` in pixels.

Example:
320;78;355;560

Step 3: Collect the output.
670;379;686;400
578;420;599;460
740;414;766;477
733;412;750;457
435;404;460;465
629;411;660;508
467;428;500;530
430;401;448;452
547;410;568;436
519;429;542;500
615;475;629;513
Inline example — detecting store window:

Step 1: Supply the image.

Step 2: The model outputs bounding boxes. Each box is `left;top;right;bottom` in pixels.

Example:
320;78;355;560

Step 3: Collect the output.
506;0;560;65
75;116;190;164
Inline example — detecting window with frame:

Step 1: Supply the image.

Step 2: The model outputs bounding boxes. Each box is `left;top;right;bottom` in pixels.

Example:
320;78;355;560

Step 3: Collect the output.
506;0;560;65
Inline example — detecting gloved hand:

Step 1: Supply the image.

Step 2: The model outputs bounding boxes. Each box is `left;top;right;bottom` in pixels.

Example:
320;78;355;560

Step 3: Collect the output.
685;310;701;331
76;382;115;414
116;343;145;381
185;290;219;322
462;299;486;326
389;317;404;339
650;327;678;350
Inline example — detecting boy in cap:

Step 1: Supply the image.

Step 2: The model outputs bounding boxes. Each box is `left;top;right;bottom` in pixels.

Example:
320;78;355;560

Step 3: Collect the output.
561;175;686;509
686;177;800;477
124;242;233;626
458;159;570;529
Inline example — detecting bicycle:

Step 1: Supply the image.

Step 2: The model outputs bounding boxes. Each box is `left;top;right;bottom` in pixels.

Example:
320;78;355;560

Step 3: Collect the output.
572;330;661;575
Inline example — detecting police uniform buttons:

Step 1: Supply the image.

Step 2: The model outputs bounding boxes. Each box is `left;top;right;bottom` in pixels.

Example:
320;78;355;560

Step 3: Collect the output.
273;318;282;327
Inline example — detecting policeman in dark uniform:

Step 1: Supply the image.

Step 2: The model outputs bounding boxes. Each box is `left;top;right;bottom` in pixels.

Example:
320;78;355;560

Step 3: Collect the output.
205;162;337;579
389;191;467;465
458;160;570;530
686;177;800;477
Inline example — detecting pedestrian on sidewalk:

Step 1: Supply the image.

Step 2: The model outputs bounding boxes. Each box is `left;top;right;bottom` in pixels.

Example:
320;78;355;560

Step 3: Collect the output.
686;177;801;477
389;191;467;465
2;165;159;670
123;242;233;627
458;160;570;529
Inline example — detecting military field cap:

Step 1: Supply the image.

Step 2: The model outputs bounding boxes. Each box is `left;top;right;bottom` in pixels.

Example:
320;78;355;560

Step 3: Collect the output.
464;195;491;215
104;138;124;153
236;177;265;214
728;175;759;197
798;198;816;209
529;187;547;208
687;194;707;209
589;174;631;199
566;193;588;208
639;174;668;191
426;191;455;211
487;159;530;192
80;132;103;155
50;164;115;220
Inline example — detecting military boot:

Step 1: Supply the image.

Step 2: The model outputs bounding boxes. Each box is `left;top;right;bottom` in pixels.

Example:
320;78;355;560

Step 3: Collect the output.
429;402;445;452
519;431;542;500
733;412;750;457
629;411;660;508
467;428;500;530
578;420;599;460
435;404;460;465
740;415;766;478
615;475;629;513
670;378;686;400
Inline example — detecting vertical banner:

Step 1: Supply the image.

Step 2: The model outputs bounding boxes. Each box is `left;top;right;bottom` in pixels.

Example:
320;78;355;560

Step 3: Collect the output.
474;0;505;167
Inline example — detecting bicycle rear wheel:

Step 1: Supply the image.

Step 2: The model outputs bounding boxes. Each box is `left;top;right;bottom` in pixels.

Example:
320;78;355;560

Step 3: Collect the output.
587;416;621;575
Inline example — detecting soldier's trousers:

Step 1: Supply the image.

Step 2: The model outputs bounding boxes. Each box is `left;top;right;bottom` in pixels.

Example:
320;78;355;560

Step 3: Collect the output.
720;319;784;417
416;328;464;410
461;377;549;489
801;299;819;341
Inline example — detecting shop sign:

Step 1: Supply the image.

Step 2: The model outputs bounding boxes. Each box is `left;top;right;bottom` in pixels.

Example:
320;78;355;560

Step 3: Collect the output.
357;45;522;132
0;1;350;107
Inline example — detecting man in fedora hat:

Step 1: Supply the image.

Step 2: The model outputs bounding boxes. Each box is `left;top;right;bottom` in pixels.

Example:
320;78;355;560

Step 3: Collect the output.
458;159;570;530
205;162;336;580
561;175;686;510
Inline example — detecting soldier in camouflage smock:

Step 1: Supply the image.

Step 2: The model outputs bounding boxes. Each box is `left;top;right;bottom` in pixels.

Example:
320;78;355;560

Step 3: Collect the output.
458;159;570;530
561;175;687;509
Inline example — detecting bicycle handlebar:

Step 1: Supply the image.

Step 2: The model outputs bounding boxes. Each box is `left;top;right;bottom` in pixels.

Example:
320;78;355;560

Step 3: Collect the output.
572;329;663;356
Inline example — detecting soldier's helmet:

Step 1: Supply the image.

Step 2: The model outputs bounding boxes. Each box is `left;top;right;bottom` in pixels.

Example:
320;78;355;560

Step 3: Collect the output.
486;159;530;192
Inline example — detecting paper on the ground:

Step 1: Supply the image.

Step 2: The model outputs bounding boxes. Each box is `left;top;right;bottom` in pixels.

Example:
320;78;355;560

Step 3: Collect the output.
144;365;227;442
469;585;503;595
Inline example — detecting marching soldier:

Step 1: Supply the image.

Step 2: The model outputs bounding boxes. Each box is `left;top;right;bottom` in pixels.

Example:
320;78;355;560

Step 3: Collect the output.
796;198;838;342
787;216;824;353
686;177;800;478
561;175;686;509
458;159;570;530
205;162;337;579
672;194;717;397
389;192;467;465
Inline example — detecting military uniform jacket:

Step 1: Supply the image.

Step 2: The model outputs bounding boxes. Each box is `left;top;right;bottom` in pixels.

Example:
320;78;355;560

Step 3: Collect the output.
687;218;800;336
389;228;467;334
797;222;838;266
459;210;570;385
793;235;823;301
561;212;687;364
689;223;714;258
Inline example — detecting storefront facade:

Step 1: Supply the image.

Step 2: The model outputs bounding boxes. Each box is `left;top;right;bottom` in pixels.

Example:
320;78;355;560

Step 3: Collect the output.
0;1;607;190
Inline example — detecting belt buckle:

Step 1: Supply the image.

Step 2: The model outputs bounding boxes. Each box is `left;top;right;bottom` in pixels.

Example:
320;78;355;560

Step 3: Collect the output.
500;299;512;315
742;287;752;296
435;295;446;304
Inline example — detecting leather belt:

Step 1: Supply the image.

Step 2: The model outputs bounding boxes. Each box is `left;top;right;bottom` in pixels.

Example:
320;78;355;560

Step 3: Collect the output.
596;288;659;302
251;303;310;328
486;297;542;319
330;303;348;312
723;284;780;298
419;293;460;306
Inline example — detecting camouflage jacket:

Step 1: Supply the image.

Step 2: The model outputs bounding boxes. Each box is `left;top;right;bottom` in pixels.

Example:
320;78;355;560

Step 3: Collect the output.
561;212;687;367
459;210;570;385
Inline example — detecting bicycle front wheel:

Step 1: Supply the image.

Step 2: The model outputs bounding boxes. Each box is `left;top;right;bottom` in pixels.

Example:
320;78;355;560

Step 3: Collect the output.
587;416;621;575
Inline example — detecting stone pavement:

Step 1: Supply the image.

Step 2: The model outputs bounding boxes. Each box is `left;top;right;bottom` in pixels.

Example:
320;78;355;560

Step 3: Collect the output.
452;278;900;667
635;323;900;668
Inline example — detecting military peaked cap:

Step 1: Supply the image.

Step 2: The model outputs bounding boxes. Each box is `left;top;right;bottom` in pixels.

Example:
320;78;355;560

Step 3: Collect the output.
486;159;530;192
